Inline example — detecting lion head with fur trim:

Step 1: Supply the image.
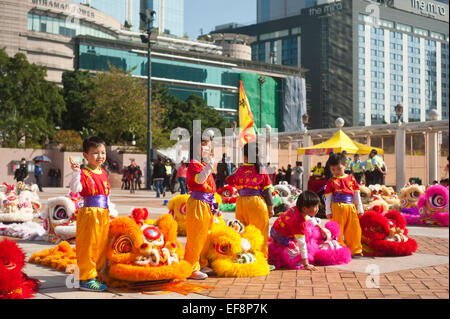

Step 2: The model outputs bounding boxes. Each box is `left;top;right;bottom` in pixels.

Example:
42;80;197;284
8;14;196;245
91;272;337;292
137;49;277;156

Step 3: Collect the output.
205;219;270;277
102;214;192;284
399;184;425;209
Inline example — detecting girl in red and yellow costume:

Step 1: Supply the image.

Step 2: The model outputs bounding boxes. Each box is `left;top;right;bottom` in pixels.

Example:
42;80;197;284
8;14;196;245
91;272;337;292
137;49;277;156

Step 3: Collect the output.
69;136;111;291
325;153;364;256
225;142;274;258
184;135;219;280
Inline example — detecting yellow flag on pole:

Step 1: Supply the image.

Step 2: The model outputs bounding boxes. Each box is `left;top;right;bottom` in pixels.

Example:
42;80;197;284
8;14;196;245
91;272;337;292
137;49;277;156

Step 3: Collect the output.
238;80;258;146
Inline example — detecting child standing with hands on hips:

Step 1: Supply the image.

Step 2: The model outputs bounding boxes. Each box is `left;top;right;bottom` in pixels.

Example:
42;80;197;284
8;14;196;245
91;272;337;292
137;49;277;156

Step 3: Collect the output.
69;136;111;291
184;135;219;280
325;152;364;257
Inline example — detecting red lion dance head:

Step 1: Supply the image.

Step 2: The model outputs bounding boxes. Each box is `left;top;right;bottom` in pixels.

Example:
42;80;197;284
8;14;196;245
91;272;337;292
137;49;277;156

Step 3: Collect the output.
0;239;40;299
359;206;417;257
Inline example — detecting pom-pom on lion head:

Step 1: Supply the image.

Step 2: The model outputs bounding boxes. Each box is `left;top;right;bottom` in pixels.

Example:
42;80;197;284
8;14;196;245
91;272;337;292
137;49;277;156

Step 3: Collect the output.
205;219;270;277
359;206;417;257
399;184;425;209
0;239;40;299
417;184;449;226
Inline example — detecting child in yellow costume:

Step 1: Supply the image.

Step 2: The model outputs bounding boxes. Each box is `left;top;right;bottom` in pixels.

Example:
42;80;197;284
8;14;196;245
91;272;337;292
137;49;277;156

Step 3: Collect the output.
325;152;364;257
69;136;111;291
184;135;219;280
225;142;274;258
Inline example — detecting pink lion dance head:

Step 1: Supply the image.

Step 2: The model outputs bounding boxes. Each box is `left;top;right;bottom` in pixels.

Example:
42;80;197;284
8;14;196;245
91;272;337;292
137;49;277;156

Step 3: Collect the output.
417;185;449;226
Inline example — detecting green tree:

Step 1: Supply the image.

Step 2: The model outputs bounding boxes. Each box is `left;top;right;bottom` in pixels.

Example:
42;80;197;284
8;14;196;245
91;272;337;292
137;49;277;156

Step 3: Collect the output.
164;94;229;135
87;66;172;150
61;70;95;131
0;48;65;147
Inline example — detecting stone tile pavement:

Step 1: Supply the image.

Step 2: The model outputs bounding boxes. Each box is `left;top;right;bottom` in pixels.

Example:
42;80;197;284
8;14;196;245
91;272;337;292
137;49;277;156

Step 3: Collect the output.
2;188;448;299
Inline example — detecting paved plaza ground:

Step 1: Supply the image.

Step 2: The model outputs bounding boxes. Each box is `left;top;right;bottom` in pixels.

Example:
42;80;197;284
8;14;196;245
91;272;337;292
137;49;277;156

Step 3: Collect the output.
2;187;448;300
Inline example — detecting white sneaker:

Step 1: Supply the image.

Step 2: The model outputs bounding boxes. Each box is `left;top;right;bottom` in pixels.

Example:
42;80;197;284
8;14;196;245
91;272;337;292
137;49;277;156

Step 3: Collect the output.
189;270;208;280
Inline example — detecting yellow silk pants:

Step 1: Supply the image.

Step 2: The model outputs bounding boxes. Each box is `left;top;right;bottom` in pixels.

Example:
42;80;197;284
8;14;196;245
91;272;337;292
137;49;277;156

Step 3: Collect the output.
75;207;110;281
184;198;213;272
330;201;362;255
235;196;269;258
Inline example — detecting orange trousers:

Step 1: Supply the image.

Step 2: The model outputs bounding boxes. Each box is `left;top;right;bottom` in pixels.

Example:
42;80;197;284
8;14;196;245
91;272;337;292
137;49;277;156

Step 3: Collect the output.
330;201;362;255
235;195;269;258
184;198;213;271
75;207;110;281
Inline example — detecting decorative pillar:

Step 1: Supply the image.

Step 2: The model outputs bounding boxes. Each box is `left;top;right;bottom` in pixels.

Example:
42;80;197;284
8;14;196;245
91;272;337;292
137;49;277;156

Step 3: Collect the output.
395;125;406;192
302;134;312;192
428;131;438;184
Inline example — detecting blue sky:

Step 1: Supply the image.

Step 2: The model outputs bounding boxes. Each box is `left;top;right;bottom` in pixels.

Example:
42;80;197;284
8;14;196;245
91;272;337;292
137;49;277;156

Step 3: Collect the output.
184;0;256;39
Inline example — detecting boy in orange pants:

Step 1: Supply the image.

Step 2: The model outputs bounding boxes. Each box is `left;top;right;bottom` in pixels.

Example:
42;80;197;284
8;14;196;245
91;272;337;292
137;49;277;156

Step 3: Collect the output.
324;152;364;257
69;136;111;291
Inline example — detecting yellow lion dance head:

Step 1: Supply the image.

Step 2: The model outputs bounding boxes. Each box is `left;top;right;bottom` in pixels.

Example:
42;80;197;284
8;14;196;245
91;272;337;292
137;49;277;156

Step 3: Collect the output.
29;214;193;286
168;194;222;236
206;219;270;277
399;184;425;209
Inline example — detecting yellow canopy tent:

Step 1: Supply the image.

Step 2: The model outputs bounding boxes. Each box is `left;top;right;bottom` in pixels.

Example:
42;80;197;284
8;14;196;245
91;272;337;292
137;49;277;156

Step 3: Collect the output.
297;130;383;155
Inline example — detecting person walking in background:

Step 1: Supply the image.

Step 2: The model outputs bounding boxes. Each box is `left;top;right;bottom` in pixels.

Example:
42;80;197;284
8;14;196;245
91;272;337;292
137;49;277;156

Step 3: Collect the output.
292;161;303;189
283;164;293;185
135;165;143;190
176;161;188;195
342;151;352;175
14;158;28;183
216;153;229;190
34;161;44;192
152;158;167;198
351;154;364;184
121;166;129;190
275;169;285;185
128;161;138;193
164;160;173;193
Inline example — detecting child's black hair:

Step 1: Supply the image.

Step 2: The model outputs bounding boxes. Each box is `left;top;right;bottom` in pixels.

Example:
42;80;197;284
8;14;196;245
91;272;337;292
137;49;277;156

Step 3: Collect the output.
243;142;262;173
327;152;346;167
296;190;320;212
83;136;106;153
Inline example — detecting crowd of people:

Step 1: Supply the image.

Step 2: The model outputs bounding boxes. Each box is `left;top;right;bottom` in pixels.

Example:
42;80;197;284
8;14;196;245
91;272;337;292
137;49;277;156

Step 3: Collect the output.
310;149;386;186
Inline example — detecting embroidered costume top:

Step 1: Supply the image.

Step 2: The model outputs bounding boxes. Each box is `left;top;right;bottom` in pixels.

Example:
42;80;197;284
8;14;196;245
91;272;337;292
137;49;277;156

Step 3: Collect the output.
187;159;216;194
272;206;306;239
324;174;360;197
225;163;272;191
79;167;111;197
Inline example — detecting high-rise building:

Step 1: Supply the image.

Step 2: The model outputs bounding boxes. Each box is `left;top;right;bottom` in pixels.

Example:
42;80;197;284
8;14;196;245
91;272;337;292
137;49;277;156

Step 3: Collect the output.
257;0;335;23
83;0;141;31
216;0;449;129
140;0;184;37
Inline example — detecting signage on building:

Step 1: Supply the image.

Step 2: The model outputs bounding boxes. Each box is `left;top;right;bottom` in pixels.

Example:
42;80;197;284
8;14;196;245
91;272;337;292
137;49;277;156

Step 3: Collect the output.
307;2;344;16
31;0;95;18
392;0;449;22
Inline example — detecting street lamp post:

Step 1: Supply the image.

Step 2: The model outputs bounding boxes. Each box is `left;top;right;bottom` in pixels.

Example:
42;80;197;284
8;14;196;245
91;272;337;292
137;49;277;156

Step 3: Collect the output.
140;9;155;190
258;76;265;129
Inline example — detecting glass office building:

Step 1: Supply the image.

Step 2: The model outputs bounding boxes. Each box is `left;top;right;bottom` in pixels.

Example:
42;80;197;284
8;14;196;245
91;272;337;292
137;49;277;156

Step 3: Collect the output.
83;0;141;32
216;0;449;129
141;0;184;37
